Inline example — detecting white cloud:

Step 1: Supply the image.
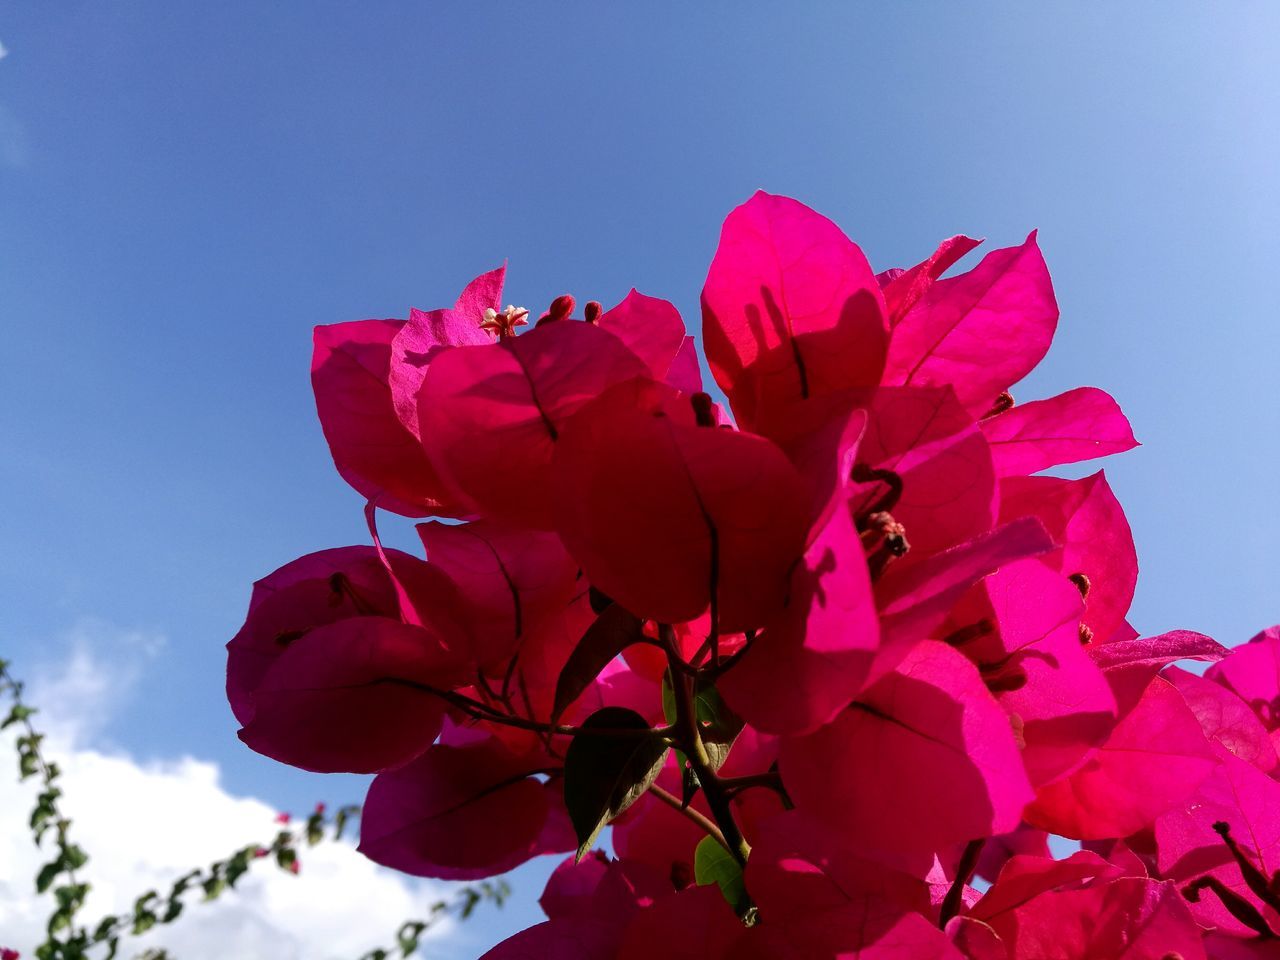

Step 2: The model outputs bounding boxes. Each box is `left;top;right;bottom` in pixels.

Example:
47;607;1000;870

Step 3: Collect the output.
0;40;8;61
0;626;462;959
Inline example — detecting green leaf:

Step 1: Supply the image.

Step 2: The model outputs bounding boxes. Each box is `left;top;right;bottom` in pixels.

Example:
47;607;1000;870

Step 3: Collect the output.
276;846;298;873
562;706;668;861
36;859;61;893
397;920;427;956
333;804;360;841
3;703;35;729
550;605;646;724
694;835;746;909
63;843;89;870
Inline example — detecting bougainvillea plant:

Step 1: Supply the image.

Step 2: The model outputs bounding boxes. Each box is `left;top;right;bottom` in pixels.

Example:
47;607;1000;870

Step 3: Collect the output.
227;191;1280;959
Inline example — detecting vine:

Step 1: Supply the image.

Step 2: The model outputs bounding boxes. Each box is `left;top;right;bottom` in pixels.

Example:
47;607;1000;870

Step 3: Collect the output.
1;658;506;960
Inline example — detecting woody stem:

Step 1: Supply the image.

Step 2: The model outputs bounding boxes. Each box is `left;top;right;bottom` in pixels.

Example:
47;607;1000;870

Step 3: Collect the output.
648;785;729;851
661;626;751;867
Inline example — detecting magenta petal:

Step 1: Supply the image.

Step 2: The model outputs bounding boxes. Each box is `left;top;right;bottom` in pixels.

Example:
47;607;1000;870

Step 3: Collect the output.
720;503;880;735
874;516;1054;678
665;336;704;393
226;545;404;723
552;381;810;633
359;736;570;879
615;887;743;960
878;235;983;326
417;519;577;671
744;811;931;923
781;641;1033;853
1089;629;1227;714
539;854;611;920
388;266;505;437
969;850;1122;925
944;917;1005;960
980;875;1207;960
972;559;1117;785
999;471;1137;644
734;899;964;960
1155;749;1280;936
750;392;869;524
974;825;1052;884
237;616;463;774
701;191;888;427
481;859;670;960
312;320;462;517
1206;628;1280;734
884;232;1058;417
1025;677;1218;839
982;387;1138;476
849;386;996;563
478;918;619;960
419;320;648;528
596;289;687;382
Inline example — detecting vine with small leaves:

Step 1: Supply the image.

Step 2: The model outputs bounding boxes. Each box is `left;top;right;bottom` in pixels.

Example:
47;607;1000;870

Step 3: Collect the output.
2;658;507;960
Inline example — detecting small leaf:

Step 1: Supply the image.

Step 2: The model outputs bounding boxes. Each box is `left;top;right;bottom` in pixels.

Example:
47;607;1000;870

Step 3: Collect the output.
694;834;746;908
36;859;60;893
563;706;668;861
63;843;89;870
2;703;35;729
397;920;426;956
551;605;646;724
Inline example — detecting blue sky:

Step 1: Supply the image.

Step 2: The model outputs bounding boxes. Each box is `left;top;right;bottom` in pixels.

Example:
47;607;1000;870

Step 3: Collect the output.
1;3;1278;955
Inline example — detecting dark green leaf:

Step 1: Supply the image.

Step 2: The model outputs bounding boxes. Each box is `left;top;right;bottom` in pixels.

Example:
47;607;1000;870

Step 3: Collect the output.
551;606;646;724
694;835;746;908
563;706;668;861
3;703;35;729
397;920;426;956
36;859;60;893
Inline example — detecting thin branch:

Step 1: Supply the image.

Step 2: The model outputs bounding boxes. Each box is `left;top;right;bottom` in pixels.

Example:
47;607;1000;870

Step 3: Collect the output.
648;784;729;851
661;627;751;867
939;838;984;927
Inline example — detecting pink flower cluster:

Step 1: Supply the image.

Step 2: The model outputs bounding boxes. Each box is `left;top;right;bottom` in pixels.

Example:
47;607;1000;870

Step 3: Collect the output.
227;192;1279;958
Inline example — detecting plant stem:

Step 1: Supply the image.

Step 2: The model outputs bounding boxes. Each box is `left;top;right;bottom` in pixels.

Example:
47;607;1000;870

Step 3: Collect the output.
381;678;675;742
648;784;729;850
661;627;751;867
939;837;984;927
720;770;789;804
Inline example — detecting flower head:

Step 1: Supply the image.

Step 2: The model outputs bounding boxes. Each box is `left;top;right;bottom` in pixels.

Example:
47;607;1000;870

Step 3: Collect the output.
478;304;530;338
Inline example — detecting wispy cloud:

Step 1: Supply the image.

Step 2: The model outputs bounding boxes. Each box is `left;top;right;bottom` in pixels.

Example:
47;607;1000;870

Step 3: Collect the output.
28;618;166;745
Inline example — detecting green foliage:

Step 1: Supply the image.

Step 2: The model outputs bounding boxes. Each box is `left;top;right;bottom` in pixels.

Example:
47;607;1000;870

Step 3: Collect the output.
551;604;646;724
660;671;745;805
563;706;669;861
693;835;746;911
